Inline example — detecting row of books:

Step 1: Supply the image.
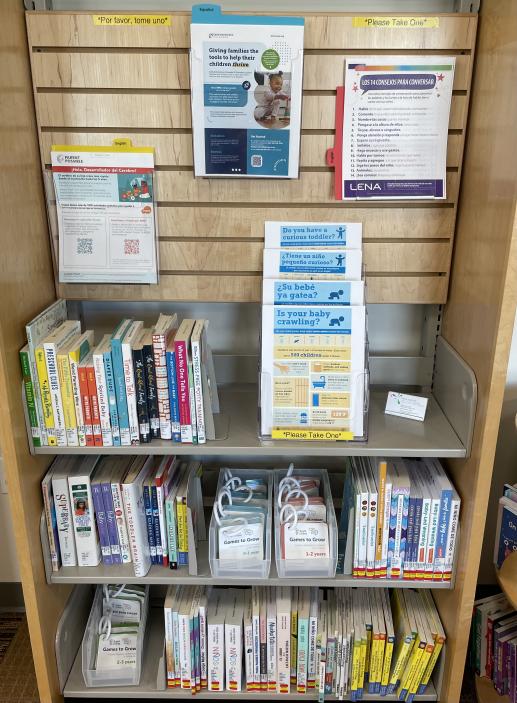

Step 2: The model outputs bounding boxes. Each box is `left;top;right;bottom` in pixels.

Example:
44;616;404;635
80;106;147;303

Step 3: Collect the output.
164;585;445;700
338;458;460;582
471;592;517;701
21;300;219;447
42;454;204;576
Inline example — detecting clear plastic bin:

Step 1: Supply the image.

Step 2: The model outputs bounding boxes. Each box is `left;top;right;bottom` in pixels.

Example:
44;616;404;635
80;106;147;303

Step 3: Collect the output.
82;585;149;687
209;468;272;579
274;468;337;578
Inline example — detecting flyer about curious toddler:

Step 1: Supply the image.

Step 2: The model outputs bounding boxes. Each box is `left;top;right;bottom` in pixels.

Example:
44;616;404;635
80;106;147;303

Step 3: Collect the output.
190;4;304;178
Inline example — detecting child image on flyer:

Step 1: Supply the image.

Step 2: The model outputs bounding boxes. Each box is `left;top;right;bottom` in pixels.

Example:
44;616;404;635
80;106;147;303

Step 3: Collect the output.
254;71;291;128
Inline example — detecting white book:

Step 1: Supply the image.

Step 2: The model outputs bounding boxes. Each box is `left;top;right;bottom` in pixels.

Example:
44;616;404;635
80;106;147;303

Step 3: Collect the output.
444;489;460;581
244;590;254;691
412;463;431;579
317;598;328;699
110;459;132;564
267;586;277;692
178;587;193;690
226;589;245;692
276;586;291;694
92;334;113;447
381;470;393;579
308;587;319;690
252;586;261;691
207;590;225;692
44;320;81;446
264;221;363;250
297;587;311;693
364;460;378;578
67;456;100;566
199;590;208;689
357;462;369;577
190;320;206;444
52;458;77;566
121;456;153;577
66;330;94;447
122;320;144;444
164;585;180;686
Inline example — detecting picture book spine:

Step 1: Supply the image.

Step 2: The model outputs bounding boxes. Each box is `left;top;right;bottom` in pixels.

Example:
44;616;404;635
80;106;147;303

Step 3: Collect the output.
172;605;181;687
122;480;151;578
267;600;277;691
133;346;150;443
426;498;441;579
252;588;261;690
358;485;368;577
208;621;224;691
353;484;361;577
374;461;387;576
174;338;192;443
102;479;121;564
69;351;86;447
260;589;267;691
245;605;255;691
151;484;163;564
443;496;460;581
399;491;410;579
177;495;189;566
52;475;77;567
122;337;140;444
366;487;378;578
297;618;309;693
110;337;131;446
191;328;206;444
103;350;121;446
380;480;392;578
143;340;160;439
27;346;47;446
157;481;169;567
111;480;132;564
68;476;100;567
166;348;181;442
226;621;242;692
86;363;103;447
43;341;67;446
152;331;171;440
417;495;431;580
42;478;61;571
93;350;113;447
199;600;208;688
165;497;178;569
19;347;41;446
179;607;192;690
389;493;404;579
35;346;56;446
290;590;298;686
411;497;423;579
165;600;175;686
404;495;417;580
78;365;94;447
142;483;157;564
308;610;318;689
57;352;78;447
188;361;198;445
433;488;452;580
91;481;112;565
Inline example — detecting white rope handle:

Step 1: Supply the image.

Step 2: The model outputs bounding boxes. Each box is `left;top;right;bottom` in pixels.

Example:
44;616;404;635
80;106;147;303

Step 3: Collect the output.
284;487;309;512
278;477;301;507
219;516;248;536
98;615;112;641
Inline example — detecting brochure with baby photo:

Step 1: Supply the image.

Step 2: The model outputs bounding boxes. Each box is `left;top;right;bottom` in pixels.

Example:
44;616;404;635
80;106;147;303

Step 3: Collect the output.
190;4;304;178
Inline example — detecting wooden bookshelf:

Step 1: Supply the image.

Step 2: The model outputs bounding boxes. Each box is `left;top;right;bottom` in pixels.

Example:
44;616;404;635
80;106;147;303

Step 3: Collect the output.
496;551;517;610
1;2;517;703
475;675;510;703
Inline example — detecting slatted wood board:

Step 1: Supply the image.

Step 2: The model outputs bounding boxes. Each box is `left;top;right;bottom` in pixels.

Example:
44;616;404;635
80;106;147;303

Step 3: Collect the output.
26;11;477;304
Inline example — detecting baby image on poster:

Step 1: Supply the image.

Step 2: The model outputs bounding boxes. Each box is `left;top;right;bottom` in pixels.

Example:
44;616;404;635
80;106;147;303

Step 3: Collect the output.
254;71;291;129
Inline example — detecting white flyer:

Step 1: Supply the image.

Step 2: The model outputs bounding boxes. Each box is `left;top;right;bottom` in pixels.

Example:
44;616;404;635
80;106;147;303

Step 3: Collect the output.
190;4;304;178
342;55;455;200
51;145;158;283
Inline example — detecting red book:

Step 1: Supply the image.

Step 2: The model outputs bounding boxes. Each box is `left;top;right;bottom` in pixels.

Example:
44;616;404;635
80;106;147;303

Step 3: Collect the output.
82;352;102;447
78;353;94;447
174;319;195;444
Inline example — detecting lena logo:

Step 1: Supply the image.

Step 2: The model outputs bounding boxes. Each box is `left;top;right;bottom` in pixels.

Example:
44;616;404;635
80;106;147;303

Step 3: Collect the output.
349;181;382;191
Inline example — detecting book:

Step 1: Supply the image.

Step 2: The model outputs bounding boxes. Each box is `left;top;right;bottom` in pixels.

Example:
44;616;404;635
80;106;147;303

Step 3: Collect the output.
66;330;94;448
132;328;151;443
388;460;411;579
56;334;81;447
252;586;261;691
152;313;178;440
244;590;254;691
92;334;114;447
67;456;101;566
19;344;41;447
188;360;198;445
100;461;122;564
267;586;277;691
82;351;102;447
35;343;56;445
225;589;245;691
122;456;153;577
276;586;291;694
51;458;77;567
174;318;195;444
191;320;206;444
110;318;133;446
297;586;311;693
495;496;517;569
42;465;61;571
91;462;113;565
166;339;181;443
143;471;157;564
176;464;190;566
141;328;160;439
101;336;121;447
121;320;143;444
155;456;179;567
110;458;133;564
207;589;225;691
77;353;94;447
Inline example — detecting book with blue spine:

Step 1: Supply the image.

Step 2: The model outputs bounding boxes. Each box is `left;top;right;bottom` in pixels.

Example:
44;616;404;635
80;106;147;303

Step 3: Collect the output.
91;468;113;565
110;318;133;447
166;341;181;442
143;475;157;564
404;489;417;580
494;496;517;569
151;483;163;564
103;343;121;447
422;459;452;580
100;462;122;564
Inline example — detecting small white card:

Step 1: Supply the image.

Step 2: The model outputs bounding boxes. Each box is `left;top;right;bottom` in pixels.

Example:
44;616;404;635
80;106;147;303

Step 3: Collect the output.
281;521;329;559
385;391;428;422
218;522;264;561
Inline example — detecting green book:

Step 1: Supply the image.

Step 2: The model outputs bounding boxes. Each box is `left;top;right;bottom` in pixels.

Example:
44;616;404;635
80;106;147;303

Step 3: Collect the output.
19;344;41;447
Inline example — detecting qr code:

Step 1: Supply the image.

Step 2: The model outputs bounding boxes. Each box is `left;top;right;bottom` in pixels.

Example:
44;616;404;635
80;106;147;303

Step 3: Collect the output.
124;239;140;256
76;238;93;255
251;154;262;168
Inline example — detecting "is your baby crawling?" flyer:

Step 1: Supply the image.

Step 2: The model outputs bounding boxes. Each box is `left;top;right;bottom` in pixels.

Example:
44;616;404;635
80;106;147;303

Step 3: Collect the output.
190;4;304;178
260;305;366;440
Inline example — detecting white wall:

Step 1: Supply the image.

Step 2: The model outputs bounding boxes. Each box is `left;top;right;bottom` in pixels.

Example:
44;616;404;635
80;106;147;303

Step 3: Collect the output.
478;313;517;583
0;455;20;582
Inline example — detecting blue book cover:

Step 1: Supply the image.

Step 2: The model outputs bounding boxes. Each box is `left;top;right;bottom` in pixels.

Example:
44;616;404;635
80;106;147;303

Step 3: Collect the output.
412;497;423;570
496;499;517;569
103;349;121;447
91;479;112;565
111;319;132;446
142;482;157;564
435;488;452;566
101;478;121;564
166;347;181;442
399;493;410;576
405;495;416;577
151;484;162;564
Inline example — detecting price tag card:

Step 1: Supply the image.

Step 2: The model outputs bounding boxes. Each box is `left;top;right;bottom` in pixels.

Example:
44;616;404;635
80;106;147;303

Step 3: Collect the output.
281;521;329;559
385;391;428;422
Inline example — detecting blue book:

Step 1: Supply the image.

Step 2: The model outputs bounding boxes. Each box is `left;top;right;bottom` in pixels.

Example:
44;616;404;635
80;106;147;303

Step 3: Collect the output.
495;497;517;568
91;471;112;565
103;348;121;447
405;494;416;578
151;484;163;564
166;346;181;442
101;472;121;564
110;318;133;447
412;496;423;574
142;479;157;564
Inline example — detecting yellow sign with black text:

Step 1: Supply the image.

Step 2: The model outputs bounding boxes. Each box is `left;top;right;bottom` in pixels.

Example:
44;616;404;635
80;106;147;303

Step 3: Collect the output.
353;17;439;29
272;429;354;441
93;14;171;26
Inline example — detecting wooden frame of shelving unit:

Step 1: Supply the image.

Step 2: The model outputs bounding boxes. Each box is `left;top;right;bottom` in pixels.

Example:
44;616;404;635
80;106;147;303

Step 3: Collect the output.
1;1;517;702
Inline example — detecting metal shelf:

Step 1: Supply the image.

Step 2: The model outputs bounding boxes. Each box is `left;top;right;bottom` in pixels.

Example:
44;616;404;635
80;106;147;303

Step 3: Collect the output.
32;386;467;458
63;607;439;700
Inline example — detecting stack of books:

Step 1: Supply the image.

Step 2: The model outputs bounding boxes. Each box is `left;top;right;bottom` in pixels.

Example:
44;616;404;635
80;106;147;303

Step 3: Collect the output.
338;457;460;582
20;301;219;447
42;455;205;576
164;585;445;699
471;592;517;700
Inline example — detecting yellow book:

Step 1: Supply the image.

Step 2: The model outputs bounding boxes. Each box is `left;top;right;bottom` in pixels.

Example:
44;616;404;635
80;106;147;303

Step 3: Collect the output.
368;591;385;692
175;462;190;562
418;591;446;694
350;637;362;695
290;587;298;685
397;634;424;698
380;589;395;694
363;592;372;685
405;591;435;700
388;592;415;692
374;459;388;576
35;345;56;446
397;590;426;699
66;330;94;448
57;343;79;447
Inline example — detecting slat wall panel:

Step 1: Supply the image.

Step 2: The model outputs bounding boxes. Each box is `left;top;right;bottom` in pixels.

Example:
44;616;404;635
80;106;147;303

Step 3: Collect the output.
26;13;477;50
27;11;476;305
30;51;471;92
39;131;464;169
35;92;468;132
